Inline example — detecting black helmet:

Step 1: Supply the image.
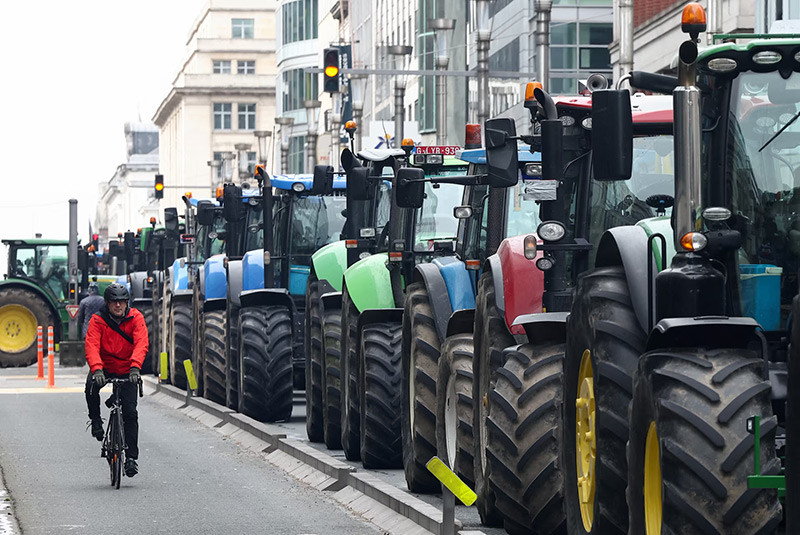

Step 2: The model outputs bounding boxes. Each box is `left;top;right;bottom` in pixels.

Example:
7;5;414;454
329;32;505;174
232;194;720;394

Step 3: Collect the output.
104;283;130;302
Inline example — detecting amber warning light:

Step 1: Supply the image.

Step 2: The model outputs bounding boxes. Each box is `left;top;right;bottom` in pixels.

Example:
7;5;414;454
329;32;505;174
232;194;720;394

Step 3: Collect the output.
681;3;706;36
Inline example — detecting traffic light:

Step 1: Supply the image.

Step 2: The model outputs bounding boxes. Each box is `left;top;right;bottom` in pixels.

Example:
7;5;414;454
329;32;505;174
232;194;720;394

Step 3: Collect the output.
323;48;340;93
154;174;164;199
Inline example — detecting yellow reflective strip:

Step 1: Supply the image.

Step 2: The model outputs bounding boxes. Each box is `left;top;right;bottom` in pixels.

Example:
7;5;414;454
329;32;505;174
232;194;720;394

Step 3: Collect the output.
425;456;477;506
183;359;198;391
160;352;168;381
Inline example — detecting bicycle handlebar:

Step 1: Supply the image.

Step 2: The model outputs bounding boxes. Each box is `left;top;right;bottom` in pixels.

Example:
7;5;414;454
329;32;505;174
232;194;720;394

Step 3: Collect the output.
106;377;144;398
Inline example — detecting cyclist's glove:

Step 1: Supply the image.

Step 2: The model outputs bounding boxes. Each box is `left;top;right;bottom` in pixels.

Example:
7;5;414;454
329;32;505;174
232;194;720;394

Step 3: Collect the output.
92;369;106;388
128;367;140;384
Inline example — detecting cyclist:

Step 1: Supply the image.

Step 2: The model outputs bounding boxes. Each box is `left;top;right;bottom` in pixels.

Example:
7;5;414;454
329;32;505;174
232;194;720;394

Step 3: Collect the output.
84;282;148;477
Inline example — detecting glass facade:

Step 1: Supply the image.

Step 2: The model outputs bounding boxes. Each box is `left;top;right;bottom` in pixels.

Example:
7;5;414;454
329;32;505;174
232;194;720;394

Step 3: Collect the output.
288;135;306;173
281;0;318;45
550;21;612;91
282;69;318;112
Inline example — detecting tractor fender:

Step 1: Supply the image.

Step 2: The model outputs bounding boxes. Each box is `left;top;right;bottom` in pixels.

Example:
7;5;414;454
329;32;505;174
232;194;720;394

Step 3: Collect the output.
0;280;62;341
513;311;569;344
492;235;544;335
203;297;226;313
227;260;244;308
171;258;190;292
197;267;206;300
311;241;348;292
129;271;148;300
320;291;342;313
241;249;265;292
595;226;656;333
342;253;394;313
204;254;227;301
432;256;475;311
412;262;454;344
647;316;761;352
240;288;295;319
445;308;475;337
358;308;404;332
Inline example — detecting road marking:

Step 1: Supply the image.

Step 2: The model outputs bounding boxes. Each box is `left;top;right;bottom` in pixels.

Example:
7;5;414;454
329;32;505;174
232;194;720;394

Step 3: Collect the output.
0;484;20;535
0;375;84;380
0;387;85;394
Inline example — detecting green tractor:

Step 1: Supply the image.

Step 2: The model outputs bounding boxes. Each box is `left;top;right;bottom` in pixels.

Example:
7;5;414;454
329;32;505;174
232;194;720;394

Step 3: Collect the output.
1;239;74;366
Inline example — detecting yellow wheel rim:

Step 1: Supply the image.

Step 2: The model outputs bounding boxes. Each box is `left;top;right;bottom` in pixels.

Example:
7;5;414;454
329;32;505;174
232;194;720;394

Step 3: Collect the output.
644;421;662;534
576;349;596;532
0;304;37;353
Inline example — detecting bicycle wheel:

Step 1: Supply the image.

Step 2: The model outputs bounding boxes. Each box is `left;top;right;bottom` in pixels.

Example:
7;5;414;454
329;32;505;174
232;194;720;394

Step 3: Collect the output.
114;409;125;489
107;415;118;487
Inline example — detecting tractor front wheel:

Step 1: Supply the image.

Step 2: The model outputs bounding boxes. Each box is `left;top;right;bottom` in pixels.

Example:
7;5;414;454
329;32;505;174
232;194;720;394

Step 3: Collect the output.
0;288;55;367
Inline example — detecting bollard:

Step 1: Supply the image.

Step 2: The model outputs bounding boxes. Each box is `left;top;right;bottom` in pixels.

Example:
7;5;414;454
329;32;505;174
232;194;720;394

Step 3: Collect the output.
46;326;54;388
426;456;477;535
160;352;168;382
183;359;198;403
36;326;44;380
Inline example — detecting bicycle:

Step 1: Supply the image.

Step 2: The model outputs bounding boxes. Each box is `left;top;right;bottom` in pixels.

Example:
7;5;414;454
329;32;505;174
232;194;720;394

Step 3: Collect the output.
100;377;143;489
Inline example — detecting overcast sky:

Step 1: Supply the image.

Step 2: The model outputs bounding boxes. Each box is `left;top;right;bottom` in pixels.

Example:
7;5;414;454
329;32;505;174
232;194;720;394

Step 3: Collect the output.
0;0;205;260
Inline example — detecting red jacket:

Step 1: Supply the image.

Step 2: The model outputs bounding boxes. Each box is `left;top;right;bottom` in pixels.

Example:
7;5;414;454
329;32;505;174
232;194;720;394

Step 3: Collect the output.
84;306;149;375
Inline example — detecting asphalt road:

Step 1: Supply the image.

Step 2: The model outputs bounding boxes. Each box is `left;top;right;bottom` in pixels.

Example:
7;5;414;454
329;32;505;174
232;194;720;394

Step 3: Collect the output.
0;365;383;535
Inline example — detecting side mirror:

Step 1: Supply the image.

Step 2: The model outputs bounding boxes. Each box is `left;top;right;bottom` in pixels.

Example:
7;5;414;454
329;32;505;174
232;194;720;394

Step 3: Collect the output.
540;119;564;182
164;207;179;237
223;184;245;222
312;165;334;195
196;201;215;226
341;148;361;172
591;90;632;181
485;118;519;187
347;167;371;201
395;168;425;209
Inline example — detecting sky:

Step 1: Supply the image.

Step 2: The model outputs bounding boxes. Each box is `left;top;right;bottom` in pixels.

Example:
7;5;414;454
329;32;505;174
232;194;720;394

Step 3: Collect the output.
0;0;206;264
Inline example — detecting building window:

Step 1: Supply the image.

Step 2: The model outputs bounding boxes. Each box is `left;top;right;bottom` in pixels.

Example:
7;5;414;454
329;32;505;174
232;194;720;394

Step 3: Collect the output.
489;38;520;72
213;60;231;74
232;18;254;39
549;21;612;90
282;69;318;111
281;0;318;45
213;103;232;130
238;60;256;74
247;151;258;173
238;104;256;130
288;135;306;173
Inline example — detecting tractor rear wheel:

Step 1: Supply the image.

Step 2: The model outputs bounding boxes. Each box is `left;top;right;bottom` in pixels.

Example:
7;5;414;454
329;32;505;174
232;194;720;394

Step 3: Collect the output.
435;332;476;493
202;309;227;404
322;304;343;450
226;305;241;411
168;300;192;389
473;270;514;526
0;288;55;367
359;322;403;468
401;281;440;493
627;348;782;534
238;305;293;422
562;266;644;535
340;286;361;461
305;276;324;442
488;342;566;535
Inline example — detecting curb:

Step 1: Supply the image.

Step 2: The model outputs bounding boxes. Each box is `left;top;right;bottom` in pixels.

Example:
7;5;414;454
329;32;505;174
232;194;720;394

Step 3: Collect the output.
147;378;478;535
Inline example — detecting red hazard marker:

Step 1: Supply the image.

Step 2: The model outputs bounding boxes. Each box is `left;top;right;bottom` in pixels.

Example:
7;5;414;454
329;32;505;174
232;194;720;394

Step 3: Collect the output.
47;326;54;388
36;326;44;380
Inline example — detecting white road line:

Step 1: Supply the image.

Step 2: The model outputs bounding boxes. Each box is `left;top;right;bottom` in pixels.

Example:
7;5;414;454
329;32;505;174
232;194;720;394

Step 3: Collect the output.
0;481;20;535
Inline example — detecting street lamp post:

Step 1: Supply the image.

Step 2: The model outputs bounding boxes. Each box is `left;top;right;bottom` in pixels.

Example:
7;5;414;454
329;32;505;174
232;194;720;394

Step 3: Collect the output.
388;45;413;146
221;151;235;183
475;0;491;126
534;0;553;89
348;73;367;153
235;143;252;185
432;18;456;145
207;159;221;195
330;92;342;167
275;117;294;174
304;99;321;173
253;130;271;167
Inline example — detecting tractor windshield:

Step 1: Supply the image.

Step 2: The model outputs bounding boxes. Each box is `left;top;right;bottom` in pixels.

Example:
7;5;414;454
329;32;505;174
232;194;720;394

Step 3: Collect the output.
11;244;69;300
289;194;348;258
412;166;469;252
244;202;264;251
707;69;800;317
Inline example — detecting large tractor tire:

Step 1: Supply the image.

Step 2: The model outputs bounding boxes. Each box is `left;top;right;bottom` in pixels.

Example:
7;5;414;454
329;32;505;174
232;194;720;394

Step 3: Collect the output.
487;343;567;535
191;288;204;394
151;299;162;376
322;304;343;450
401;281;440;493
340;286;361;461
435;333;476;493
168;300;192;390
627;349;782;534
226;306;240;411
562;266;644;535
238;305;294;422
202;309;227;405
140;306;154;375
305;276;324;442
472;270;515;526
359;322;403;468
0;288;55;368
788;295;800;533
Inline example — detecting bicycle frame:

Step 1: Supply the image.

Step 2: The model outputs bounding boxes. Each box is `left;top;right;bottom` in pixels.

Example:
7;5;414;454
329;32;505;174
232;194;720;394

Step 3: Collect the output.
101;377;142;489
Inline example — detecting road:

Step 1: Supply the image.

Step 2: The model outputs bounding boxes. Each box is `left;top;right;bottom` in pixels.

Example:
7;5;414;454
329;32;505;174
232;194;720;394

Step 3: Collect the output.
0;366;384;535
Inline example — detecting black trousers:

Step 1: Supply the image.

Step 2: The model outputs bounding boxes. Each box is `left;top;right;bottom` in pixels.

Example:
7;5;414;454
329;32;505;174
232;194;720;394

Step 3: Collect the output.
84;373;139;459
